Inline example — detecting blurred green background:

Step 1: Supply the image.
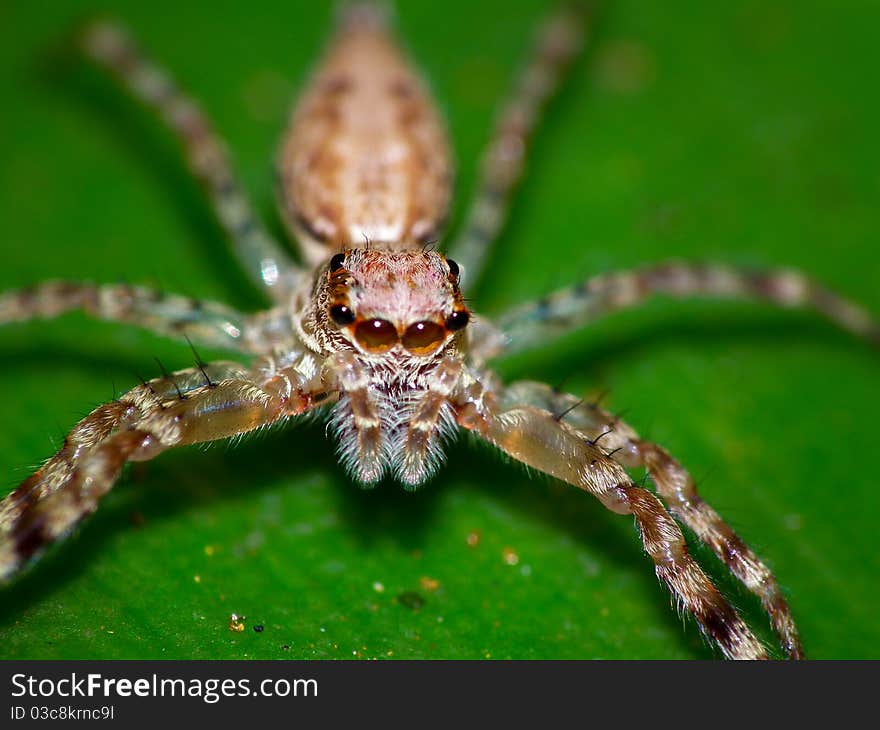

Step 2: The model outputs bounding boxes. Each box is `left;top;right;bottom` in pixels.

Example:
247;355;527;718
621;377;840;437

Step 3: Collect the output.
1;0;878;659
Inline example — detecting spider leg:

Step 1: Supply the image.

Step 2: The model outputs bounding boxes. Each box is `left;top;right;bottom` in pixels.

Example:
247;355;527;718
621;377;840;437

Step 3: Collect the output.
0;281;257;352
455;379;768;659
446;6;584;287
0;357;324;583
501;380;803;659
497;262;880;355
81;20;301;298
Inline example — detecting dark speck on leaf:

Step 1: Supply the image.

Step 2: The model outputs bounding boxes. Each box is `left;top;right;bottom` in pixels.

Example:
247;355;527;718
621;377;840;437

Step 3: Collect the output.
397;591;426;611
281;644;290;651
254;624;264;633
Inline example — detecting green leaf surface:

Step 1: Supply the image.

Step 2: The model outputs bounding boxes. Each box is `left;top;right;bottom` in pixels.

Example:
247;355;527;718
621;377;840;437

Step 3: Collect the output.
1;0;878;660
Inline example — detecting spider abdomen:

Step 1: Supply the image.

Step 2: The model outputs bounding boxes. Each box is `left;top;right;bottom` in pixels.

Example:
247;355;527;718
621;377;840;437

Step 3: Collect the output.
278;6;452;264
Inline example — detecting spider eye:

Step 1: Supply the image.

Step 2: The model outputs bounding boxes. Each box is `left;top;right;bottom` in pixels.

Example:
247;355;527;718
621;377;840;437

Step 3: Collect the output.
445;310;470;331
402;321;446;355
329;304;356;326
355;318;398;353
329;253;346;272
446;258;460;278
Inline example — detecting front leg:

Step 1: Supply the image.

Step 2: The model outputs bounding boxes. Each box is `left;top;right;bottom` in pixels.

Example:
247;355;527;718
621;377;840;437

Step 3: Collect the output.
0;357;322;583
457;382;768;659
501;381;804;658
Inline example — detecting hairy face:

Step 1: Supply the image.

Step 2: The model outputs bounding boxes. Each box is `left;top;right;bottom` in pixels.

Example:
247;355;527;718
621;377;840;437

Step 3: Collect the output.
315;248;470;358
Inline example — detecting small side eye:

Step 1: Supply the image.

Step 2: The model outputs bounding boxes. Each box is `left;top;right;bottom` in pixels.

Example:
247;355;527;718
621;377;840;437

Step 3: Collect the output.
446;258;460;278
329;253;346;271
330;304;355;326
445;310;469;331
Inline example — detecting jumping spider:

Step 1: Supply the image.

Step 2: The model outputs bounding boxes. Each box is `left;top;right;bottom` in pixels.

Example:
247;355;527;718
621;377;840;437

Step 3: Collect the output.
1;4;877;659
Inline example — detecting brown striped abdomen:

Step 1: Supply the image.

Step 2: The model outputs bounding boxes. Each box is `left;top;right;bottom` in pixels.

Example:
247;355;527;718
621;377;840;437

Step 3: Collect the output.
278;10;452;265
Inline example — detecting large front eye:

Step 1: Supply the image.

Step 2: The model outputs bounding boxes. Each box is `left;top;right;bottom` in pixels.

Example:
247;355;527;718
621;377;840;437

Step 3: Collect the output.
402;321;446;355
355;318;398;353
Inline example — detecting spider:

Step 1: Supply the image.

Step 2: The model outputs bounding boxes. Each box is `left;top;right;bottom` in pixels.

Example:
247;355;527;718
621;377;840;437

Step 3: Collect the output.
0;3;877;660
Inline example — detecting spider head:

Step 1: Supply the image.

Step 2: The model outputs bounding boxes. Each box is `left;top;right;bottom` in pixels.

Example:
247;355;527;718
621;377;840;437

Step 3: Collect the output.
317;248;469;357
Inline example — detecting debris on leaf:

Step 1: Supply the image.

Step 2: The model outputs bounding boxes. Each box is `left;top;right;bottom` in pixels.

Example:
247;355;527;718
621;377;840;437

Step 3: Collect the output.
397;591;426;611
228;613;246;632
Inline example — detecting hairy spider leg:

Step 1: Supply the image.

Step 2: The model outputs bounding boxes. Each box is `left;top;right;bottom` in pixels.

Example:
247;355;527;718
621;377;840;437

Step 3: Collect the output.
497;262;880;355
455;381;769;660
0;357;327;581
82;21;301;297
499;381;803;659
447;6;584;287
0;281;252;352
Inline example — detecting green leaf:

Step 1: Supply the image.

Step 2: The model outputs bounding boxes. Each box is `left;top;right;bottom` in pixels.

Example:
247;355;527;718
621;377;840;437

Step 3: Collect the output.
1;0;878;659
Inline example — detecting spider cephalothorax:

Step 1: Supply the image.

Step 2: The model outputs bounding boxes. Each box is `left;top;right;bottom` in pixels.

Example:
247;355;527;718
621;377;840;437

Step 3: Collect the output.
297;247;472;485
1;4;878;659
304;249;468;360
